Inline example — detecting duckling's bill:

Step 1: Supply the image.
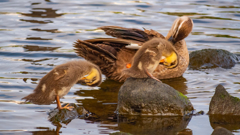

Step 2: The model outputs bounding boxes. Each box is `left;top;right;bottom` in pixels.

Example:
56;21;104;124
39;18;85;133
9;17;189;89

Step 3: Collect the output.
80;68;101;86
159;52;178;69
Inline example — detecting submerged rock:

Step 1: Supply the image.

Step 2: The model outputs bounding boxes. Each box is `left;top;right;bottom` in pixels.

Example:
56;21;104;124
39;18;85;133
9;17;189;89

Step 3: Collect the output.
209;84;240;115
189;49;239;70
211;126;233;135
117;78;194;116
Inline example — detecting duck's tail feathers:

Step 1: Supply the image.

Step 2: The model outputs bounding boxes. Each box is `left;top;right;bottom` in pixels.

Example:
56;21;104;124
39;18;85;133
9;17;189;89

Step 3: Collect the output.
74;40;118;80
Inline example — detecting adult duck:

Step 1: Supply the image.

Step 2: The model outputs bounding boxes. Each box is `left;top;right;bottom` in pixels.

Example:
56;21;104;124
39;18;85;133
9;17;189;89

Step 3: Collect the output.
74;16;193;82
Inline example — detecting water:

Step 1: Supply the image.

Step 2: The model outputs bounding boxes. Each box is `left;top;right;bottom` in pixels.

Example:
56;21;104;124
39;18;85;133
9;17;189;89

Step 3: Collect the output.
0;0;240;134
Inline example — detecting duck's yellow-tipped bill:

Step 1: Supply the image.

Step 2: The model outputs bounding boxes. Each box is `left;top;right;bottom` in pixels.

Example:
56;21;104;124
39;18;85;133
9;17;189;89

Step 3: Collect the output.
159;59;165;63
126;63;131;68
81;77;86;80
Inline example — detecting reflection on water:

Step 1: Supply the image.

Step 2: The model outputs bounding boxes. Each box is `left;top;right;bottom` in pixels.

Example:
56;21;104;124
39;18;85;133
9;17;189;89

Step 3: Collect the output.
118;115;192;135
23;45;60;52
162;76;188;94
21;8;63;18
0;0;240;134
30;127;61;135
209;115;240;132
75;79;121;120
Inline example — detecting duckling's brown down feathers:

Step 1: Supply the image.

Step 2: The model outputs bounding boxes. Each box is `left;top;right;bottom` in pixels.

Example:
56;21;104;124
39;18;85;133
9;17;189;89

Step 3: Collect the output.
22;60;102;105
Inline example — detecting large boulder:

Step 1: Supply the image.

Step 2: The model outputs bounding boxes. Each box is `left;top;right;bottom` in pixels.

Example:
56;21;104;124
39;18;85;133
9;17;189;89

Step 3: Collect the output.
189;49;239;70
209;84;240;115
117;78;194;116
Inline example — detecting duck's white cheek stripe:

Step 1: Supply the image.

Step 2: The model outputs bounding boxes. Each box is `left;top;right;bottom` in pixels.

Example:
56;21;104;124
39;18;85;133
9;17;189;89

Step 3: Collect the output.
175;20;186;38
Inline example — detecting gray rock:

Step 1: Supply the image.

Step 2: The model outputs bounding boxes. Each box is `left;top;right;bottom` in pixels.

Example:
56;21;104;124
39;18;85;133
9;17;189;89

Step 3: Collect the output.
117;78;194;116
189;49;239;70
209;84;240;115
212;126;233;135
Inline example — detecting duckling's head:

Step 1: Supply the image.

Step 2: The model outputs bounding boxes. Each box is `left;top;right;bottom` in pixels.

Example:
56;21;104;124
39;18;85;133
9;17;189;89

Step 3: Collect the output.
160;51;178;68
80;67;102;87
160;43;179;68
166;16;193;44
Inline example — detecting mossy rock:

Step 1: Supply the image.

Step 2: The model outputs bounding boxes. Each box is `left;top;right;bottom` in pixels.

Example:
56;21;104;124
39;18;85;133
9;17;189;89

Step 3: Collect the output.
189;49;239;70
117;78;194;116
209;84;240;115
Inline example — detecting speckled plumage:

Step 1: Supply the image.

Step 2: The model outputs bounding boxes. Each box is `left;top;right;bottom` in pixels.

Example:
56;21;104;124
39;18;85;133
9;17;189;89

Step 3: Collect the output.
22;60;102;105
74;16;193;82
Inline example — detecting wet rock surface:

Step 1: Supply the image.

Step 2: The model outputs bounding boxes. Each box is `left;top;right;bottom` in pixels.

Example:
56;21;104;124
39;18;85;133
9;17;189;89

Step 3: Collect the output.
48;103;91;125
189;49;239;70
117;78;194;116
211;126;233;135
209;84;240;115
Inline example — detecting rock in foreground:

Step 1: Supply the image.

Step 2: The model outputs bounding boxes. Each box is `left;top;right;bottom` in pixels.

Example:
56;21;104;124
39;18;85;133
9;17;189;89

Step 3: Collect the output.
209;84;240;115
189;49;239;70
211;126;233;135
117;78;194;116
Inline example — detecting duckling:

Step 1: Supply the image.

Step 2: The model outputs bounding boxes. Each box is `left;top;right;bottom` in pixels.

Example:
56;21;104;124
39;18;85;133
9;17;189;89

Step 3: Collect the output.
74;16;193;82
122;38;178;82
22;60;102;110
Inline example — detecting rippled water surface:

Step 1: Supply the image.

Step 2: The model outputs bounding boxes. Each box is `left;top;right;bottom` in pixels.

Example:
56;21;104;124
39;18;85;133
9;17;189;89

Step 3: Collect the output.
0;0;240;134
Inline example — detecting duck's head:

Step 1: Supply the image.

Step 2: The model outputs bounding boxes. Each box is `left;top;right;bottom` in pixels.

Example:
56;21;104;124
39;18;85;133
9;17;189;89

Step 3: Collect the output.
80;67;102;87
166;16;193;44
